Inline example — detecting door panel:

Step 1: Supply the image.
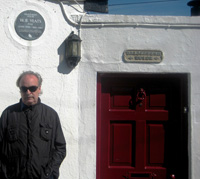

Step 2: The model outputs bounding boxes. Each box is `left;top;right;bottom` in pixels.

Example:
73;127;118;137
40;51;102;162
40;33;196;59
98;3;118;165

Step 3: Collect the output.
110;123;134;166
147;123;165;165
97;73;189;179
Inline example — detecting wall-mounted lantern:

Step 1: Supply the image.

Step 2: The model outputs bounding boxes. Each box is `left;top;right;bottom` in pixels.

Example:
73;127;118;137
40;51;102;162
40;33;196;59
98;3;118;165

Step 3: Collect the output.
65;31;82;68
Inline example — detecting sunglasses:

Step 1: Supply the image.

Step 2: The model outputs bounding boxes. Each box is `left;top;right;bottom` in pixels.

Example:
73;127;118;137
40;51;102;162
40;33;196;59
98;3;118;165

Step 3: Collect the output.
20;86;38;93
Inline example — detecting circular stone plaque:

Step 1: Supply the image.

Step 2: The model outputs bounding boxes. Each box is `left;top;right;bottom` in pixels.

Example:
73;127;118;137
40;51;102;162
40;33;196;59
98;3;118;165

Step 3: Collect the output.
15;10;45;41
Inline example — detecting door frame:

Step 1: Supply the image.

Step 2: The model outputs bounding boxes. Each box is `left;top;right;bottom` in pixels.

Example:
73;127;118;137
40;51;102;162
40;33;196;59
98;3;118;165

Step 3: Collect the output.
97;72;190;179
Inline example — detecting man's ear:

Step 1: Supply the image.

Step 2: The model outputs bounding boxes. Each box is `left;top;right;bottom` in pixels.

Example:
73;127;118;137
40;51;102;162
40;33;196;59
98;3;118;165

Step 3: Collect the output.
38;86;43;95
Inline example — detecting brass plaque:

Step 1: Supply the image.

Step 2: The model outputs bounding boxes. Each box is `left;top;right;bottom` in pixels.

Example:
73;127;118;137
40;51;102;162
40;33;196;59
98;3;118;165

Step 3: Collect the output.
124;50;163;63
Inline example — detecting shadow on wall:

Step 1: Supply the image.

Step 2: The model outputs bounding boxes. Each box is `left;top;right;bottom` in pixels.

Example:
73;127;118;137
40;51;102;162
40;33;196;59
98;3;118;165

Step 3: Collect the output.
57;39;73;74
46;0;78;74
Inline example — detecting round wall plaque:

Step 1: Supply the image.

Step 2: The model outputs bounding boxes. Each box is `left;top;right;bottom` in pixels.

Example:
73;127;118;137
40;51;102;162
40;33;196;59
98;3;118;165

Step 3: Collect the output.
15;10;45;41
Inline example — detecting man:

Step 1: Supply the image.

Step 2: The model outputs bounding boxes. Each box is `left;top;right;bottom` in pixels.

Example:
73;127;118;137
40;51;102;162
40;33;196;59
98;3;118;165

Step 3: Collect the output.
0;71;66;179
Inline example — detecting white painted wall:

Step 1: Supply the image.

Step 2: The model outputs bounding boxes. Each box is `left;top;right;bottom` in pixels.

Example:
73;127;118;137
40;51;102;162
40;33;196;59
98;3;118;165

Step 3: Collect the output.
0;0;200;178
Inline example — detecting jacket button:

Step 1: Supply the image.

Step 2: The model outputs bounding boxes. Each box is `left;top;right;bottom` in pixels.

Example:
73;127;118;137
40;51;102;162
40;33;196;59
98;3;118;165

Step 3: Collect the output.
45;130;49;134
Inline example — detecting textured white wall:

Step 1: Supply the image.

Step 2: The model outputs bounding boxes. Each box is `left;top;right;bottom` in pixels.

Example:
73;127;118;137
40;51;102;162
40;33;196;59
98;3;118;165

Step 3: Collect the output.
0;0;80;178
78;15;200;179
0;0;200;179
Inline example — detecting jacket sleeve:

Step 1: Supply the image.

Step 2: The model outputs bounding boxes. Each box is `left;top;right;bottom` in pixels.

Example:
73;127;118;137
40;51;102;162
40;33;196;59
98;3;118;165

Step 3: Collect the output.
43;113;66;179
0;110;7;176
0;116;2;174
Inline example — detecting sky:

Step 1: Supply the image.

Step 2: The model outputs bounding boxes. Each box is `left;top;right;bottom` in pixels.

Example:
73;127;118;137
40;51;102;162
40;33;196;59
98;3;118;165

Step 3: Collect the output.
107;0;191;16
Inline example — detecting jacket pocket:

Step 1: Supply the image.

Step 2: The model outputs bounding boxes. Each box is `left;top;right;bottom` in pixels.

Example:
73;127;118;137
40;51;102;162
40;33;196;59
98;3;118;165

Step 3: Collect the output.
40;123;52;141
7;127;19;142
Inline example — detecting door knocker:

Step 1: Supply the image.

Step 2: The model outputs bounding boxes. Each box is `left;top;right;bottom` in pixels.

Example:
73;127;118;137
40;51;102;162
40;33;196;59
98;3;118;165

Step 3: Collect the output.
136;88;146;106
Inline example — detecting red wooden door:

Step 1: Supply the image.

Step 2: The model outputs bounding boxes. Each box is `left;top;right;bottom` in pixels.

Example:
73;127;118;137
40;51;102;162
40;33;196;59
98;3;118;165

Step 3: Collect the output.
97;73;188;179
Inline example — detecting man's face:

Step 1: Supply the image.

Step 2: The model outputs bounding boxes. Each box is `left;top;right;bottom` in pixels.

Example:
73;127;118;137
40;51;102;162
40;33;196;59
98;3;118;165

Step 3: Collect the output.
19;74;41;106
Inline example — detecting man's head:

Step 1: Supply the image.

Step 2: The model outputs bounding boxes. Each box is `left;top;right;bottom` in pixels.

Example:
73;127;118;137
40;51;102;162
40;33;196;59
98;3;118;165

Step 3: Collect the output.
16;71;43;106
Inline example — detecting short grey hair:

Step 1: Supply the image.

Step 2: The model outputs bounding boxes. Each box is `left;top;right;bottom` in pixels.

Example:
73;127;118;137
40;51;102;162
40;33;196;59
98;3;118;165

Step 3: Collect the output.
16;71;43;87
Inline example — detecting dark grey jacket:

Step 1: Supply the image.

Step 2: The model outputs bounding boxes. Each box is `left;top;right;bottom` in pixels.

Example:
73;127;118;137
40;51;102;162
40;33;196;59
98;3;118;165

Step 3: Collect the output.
0;99;66;179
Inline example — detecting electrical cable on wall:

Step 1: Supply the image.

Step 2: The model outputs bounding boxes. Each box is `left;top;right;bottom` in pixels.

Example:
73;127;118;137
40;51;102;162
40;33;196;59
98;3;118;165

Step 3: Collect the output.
57;0;200;31
57;0;86;37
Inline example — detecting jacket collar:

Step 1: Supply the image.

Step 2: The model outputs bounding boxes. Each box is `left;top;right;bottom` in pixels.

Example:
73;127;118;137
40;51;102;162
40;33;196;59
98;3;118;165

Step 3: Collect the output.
20;98;41;111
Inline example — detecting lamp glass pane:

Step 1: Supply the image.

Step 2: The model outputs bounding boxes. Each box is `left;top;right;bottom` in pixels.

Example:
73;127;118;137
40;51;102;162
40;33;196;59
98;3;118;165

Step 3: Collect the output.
72;41;78;56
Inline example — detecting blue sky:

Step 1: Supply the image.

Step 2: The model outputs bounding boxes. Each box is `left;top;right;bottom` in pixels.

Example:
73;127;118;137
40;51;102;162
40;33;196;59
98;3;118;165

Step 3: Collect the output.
108;0;191;16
